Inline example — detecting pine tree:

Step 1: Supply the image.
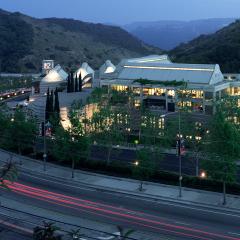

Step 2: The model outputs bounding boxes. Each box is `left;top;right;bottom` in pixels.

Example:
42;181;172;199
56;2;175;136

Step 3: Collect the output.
70;72;74;92
67;74;71;93
45;88;50;120
79;73;82;92
74;75;78;92
49;90;54;119
54;88;60;114
54;88;60;125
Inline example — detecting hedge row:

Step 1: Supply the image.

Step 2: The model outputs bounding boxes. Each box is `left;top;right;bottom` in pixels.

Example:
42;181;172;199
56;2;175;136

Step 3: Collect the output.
45;155;240;196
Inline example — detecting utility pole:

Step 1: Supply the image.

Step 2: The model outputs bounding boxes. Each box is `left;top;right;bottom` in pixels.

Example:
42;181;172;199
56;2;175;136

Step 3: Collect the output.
71;137;75;178
178;102;182;198
42;120;47;172
223;181;226;205
196;157;199;177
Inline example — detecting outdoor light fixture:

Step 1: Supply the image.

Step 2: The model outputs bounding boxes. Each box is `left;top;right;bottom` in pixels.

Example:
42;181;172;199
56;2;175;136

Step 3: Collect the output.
134;161;139;166
200;171;206;178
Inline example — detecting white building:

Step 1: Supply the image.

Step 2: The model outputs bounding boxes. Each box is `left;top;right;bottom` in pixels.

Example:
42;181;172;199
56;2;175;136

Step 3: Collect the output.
74;62;95;88
39;64;68;94
99;55;240;115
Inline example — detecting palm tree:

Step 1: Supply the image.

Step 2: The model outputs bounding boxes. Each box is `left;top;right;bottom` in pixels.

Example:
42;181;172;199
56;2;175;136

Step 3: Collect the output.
67;228;82;239
115;226;135;240
0;159;18;188
33;221;62;240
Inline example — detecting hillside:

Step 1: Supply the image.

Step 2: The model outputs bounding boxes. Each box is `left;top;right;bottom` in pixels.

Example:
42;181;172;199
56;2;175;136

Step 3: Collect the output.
0;9;159;73
124;19;235;50
170;20;240;73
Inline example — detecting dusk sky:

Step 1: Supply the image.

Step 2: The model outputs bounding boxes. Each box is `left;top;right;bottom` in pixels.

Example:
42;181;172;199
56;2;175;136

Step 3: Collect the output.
0;0;239;24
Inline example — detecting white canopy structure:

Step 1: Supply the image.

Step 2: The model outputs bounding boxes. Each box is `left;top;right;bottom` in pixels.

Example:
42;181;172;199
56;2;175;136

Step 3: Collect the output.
74;62;94;87
99;60;116;75
40;65;68;94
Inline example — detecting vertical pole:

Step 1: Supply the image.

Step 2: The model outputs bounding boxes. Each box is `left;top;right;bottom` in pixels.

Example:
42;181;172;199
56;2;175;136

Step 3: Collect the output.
43;120;47;172
72;158;75;178
178;104;182;198
223;181;226;205
196;157;199;177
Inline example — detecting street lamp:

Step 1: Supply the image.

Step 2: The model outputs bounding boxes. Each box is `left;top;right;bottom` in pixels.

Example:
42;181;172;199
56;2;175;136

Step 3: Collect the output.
71;137;75;179
200;171;206;178
133;160;143;191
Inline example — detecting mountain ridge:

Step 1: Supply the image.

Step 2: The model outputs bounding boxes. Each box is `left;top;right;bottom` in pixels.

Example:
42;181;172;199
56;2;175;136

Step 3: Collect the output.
124;18;236;50
0;9;160;73
170;19;240;72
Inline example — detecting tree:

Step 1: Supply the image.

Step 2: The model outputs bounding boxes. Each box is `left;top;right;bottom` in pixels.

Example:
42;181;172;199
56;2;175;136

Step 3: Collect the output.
90;104;124;164
115;226;135;240
78;73;82;92
74;75;78;93
45;88;50;121
202;108;240;204
0;161;18;188
67;74;71;93
6;109;37;156
67;228;82;240
33;221;62;240
132;148;156;191
70;72;74;93
54;88;60;112
54;88;60;120
49;90;54;119
50;111;89;178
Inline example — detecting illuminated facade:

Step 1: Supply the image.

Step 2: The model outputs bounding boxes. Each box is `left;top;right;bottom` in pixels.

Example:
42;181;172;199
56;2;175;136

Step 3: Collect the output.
99;55;240;115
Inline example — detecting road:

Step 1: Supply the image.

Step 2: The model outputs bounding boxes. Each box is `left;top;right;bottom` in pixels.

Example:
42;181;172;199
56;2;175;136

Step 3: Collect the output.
0;169;240;240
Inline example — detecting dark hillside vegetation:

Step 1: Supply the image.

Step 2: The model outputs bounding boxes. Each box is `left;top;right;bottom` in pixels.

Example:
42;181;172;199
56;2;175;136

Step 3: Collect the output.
171;20;240;72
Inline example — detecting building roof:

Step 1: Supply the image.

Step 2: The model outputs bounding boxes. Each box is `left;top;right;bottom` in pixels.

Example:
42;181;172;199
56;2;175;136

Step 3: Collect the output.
75;62;94;79
101;55;224;85
124;55;172;64
99;60;116;75
41;65;68;83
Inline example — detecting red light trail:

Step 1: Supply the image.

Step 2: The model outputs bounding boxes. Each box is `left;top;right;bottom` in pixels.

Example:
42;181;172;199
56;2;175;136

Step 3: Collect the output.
4;181;240;240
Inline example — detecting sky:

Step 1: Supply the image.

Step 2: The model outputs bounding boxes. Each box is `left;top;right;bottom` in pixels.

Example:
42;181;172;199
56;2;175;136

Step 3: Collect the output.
0;0;239;25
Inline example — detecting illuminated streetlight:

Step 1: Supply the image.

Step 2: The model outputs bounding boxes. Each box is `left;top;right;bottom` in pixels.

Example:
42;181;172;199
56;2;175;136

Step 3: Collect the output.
200;171;206;178
11;118;14;122
134;161;139;166
134;140;139;145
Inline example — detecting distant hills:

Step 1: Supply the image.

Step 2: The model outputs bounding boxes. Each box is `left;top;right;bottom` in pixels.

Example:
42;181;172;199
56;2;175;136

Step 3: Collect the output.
0;9;159;73
170;19;240;73
124;19;235;50
1;8;240;74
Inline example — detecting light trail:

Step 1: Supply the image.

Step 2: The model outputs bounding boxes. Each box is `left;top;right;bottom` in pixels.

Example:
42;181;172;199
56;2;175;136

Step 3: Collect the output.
12;189;211;240
4;181;240;240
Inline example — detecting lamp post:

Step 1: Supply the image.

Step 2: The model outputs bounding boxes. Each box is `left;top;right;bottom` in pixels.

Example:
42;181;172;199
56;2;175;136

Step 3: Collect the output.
71;137;75;179
178;106;182;198
42;121;47;172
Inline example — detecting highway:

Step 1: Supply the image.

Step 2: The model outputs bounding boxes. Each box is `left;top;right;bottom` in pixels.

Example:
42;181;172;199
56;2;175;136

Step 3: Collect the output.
1;170;240;240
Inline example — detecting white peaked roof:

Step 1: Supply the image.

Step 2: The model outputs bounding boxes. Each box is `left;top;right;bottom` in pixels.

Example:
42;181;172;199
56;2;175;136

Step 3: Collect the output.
99;60;116;74
42;65;68;83
75;62;94;79
125;55;172;64
101;55;224;85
